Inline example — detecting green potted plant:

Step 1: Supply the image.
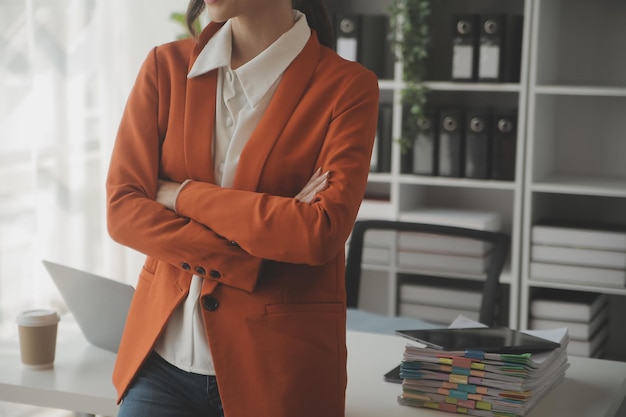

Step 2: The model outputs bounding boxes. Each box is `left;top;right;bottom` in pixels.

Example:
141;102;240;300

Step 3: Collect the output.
388;0;432;155
170;12;203;40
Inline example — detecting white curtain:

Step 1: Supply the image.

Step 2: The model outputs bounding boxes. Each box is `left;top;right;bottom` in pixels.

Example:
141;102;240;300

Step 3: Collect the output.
0;0;188;336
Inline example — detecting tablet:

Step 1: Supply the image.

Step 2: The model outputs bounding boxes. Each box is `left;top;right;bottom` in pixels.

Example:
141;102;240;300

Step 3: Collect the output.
395;326;560;354
383;364;403;384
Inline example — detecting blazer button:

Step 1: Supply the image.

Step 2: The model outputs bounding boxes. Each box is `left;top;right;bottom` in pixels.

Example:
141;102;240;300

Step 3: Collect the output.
181;262;191;271
209;269;221;279
195;266;206;275
202;296;219;312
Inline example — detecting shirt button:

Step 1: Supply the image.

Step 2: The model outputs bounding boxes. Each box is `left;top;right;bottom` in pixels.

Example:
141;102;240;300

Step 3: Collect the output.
202;296;219;312
225;116;233;127
209;270;221;279
181;262;191;271
229;241;239;247
195;266;206;275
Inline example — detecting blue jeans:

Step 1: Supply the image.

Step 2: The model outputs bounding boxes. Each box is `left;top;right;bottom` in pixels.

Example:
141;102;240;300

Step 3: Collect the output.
117;351;224;417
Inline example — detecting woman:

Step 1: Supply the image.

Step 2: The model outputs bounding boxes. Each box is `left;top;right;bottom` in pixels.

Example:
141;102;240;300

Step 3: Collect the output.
106;0;379;416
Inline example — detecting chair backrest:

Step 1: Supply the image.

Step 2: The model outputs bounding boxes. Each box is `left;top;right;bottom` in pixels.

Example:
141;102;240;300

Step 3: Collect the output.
345;219;510;327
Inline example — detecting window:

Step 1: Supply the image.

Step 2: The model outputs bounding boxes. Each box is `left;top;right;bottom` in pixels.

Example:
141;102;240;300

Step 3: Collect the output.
0;0;185;336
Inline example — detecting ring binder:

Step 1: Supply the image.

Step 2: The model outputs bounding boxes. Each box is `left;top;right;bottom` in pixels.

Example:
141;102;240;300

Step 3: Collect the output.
412;112;438;176
451;14;478;82
503;15;524;83
335;14;359;62
490;112;517;180
359;15;395;79
478;15;505;82
377;103;393;173
438;109;464;177
464;110;492;179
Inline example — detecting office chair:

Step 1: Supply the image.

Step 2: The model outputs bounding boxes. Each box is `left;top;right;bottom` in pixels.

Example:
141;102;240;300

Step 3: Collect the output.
345;219;510;327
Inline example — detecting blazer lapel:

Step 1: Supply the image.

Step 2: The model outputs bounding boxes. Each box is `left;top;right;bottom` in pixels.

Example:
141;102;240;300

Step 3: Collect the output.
182;23;223;183
183;70;217;183
232;35;321;191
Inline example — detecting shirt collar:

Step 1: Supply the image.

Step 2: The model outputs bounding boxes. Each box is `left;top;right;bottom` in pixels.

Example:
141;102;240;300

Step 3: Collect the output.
187;11;311;108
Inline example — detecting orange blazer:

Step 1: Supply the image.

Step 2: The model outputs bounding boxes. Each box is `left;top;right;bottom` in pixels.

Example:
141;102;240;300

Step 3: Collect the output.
106;21;379;417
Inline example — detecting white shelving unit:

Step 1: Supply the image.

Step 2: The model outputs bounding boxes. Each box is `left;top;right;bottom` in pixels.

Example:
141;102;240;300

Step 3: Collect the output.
521;0;626;361
332;0;531;328
333;0;626;358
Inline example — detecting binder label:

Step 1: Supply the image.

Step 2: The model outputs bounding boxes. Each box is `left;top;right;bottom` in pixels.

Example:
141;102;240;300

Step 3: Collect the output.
479;45;500;79
452;45;474;79
337;38;357;61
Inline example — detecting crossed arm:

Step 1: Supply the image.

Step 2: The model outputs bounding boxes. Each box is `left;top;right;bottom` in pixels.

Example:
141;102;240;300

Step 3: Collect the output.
156;168;329;210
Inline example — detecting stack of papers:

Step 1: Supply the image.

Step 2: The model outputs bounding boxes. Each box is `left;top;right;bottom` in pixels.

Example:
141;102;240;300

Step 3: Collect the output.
396;319;569;416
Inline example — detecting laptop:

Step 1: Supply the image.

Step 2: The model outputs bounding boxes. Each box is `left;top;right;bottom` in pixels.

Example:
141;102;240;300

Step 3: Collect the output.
43;260;135;353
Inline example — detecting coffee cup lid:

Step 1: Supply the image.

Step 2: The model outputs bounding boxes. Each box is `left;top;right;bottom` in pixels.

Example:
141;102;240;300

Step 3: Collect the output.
16;309;60;327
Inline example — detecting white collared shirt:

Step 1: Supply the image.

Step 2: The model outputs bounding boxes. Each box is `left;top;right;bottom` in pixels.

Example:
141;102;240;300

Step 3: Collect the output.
155;11;310;375
188;11;310;187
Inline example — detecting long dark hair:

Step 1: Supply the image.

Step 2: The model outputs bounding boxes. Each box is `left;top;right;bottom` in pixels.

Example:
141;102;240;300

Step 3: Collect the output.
185;0;334;49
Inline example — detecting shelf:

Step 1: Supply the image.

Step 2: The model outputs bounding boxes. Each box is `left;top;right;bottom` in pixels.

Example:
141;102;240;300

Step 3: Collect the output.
534;85;626;97
525;279;626;297
531;175;626;198
423;81;522;93
521;0;626;362
386;81;523;93
398;175;516;190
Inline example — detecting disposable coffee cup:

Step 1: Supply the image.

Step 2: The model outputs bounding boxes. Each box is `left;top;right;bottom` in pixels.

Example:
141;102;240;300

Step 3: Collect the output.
16;309;60;370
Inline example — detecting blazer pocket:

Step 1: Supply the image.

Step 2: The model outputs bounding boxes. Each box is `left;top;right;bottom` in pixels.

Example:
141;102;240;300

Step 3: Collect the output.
139;264;156;284
142;256;158;274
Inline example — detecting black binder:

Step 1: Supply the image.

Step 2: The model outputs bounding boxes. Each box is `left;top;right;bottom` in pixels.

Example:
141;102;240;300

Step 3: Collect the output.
491;112;517;180
503;15;524;83
464;110;492;179
412;112;438;176
438;109;464;177
377;103;393;173
359;15;395;79
451;14;478;82
478;15;505;82
334;14;359;62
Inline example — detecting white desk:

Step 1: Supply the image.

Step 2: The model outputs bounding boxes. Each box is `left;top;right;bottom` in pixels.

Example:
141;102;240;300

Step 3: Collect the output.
347;331;626;417
0;322;117;416
1;322;626;417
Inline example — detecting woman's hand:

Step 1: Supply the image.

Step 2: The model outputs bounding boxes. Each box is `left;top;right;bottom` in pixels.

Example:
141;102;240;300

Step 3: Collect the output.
156;180;182;210
295;168;329;204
